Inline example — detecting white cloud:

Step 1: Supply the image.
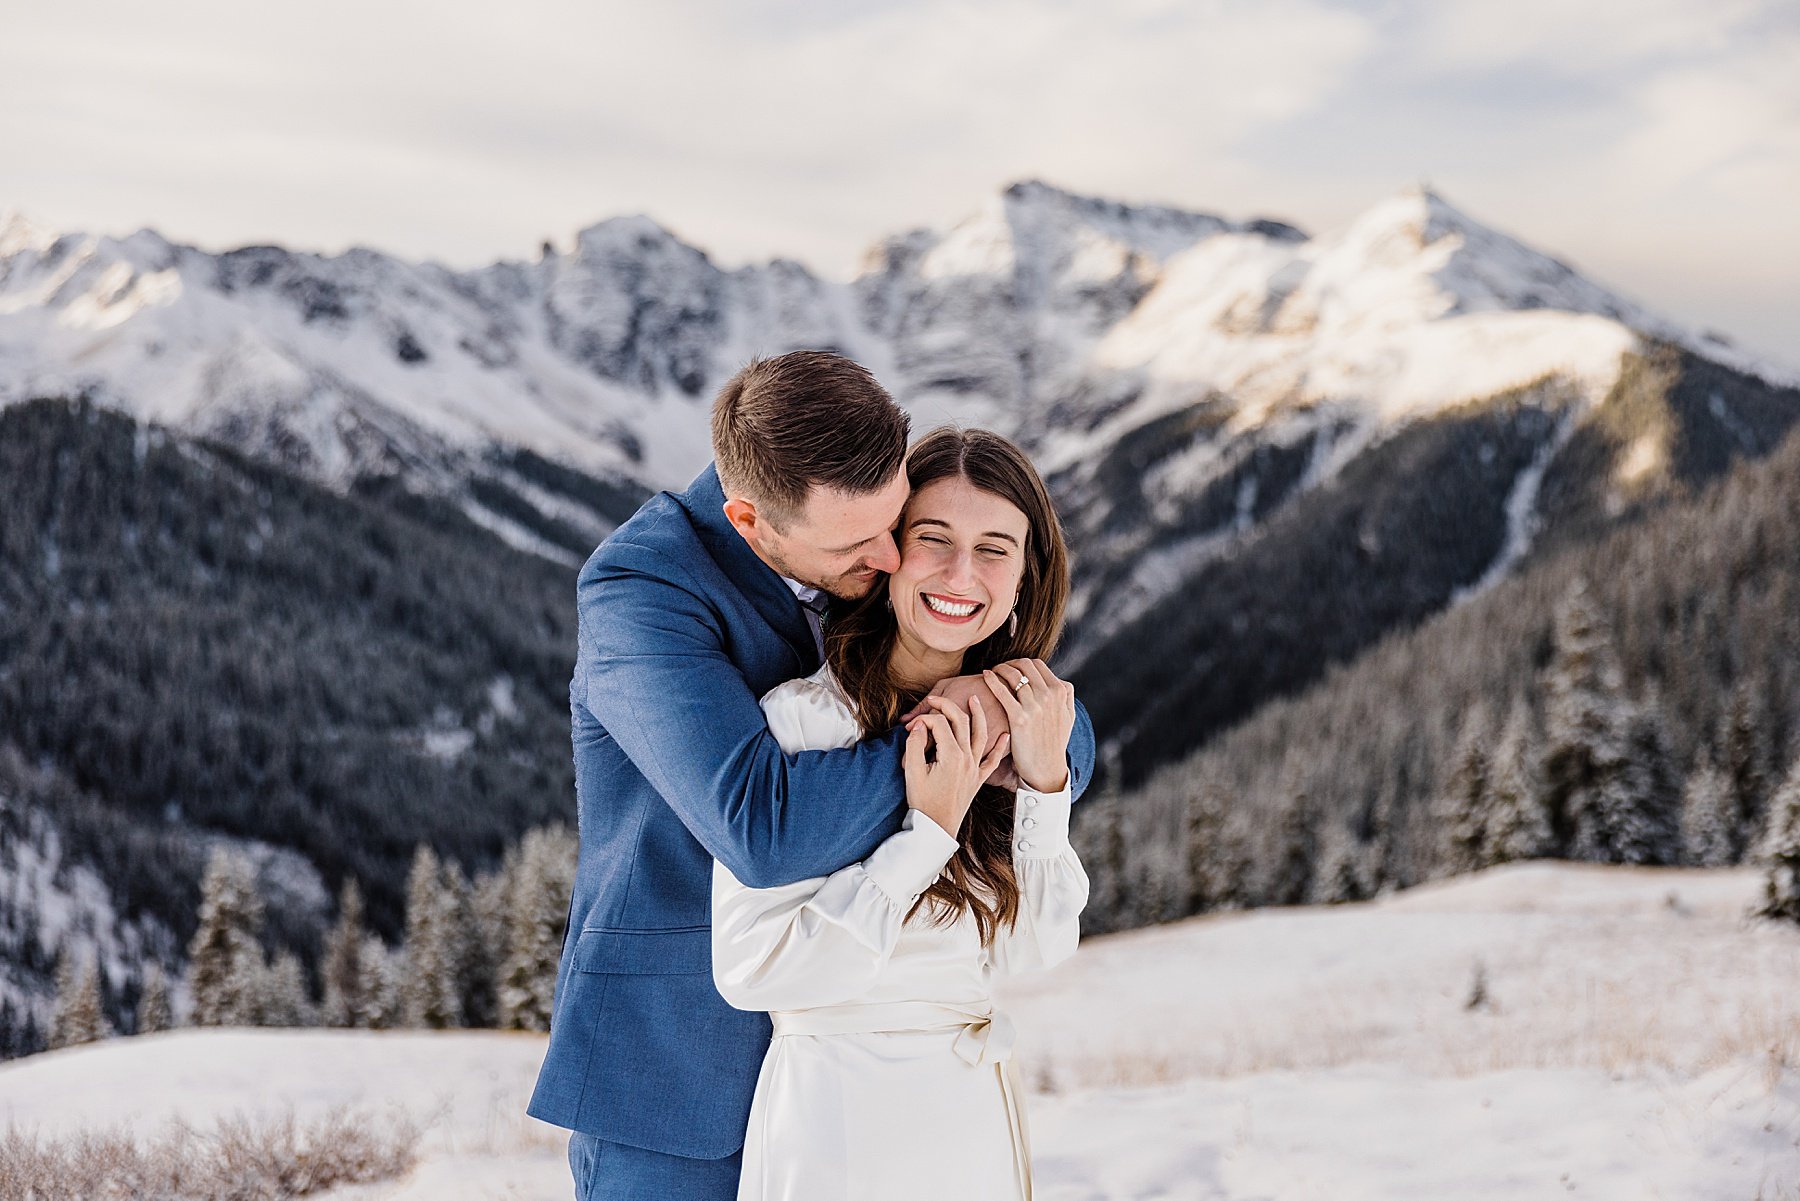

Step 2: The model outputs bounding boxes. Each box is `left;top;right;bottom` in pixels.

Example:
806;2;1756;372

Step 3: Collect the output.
1414;0;1767;71
0;0;1373;270
1603;34;1800;198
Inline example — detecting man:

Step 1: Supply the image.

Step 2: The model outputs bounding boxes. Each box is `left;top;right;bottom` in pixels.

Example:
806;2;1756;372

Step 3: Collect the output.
527;350;1096;1199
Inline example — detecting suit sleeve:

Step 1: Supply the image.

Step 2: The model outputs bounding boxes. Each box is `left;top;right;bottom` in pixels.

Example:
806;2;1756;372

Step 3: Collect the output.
573;540;909;889
1069;699;1097;803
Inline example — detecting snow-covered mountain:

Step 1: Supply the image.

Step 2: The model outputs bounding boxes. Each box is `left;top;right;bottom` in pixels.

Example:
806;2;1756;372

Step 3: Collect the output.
855;180;1306;427
1;182;1288;505
6;179;1799;734
3;181;1789;573
1028;186;1791;654
3;180;1784;496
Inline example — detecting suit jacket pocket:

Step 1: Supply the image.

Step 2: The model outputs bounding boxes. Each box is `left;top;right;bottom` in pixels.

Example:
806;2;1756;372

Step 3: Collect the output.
572;926;711;975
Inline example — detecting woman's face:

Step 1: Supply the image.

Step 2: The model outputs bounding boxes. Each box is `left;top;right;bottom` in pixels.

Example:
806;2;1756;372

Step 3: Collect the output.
890;476;1029;657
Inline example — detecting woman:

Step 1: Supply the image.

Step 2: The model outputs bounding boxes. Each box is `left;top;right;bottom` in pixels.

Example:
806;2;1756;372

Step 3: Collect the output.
711;426;1090;1201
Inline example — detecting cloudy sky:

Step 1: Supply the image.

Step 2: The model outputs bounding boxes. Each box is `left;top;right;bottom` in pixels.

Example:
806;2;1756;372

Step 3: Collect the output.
2;0;1795;365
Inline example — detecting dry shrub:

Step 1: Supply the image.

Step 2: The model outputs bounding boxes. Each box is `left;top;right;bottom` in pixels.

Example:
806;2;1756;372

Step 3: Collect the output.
0;1105;418;1201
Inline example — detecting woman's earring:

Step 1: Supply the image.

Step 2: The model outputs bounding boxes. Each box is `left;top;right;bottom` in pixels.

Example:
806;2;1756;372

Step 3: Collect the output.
1007;609;1018;638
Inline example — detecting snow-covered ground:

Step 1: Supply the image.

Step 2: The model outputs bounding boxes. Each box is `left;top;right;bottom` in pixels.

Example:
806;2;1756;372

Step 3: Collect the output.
3;862;1796;1199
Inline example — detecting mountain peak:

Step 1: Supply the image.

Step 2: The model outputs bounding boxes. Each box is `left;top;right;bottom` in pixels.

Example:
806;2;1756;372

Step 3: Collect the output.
1345;183;1485;253
999;179;1221;242
1000;178;1149;214
1289;184;1665;338
1000;177;1197;220
567;214;695;258
906;179;1299;286
999;179;1307;246
0;209;59;254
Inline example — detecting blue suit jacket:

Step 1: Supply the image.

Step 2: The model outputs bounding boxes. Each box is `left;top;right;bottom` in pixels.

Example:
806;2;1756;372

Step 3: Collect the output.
526;464;1096;1158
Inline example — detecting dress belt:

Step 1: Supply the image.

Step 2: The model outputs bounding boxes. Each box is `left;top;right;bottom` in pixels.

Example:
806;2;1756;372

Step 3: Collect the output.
770;1000;1034;1200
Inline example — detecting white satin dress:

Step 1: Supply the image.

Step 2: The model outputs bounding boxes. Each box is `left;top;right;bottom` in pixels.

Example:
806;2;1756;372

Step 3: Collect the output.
711;664;1090;1201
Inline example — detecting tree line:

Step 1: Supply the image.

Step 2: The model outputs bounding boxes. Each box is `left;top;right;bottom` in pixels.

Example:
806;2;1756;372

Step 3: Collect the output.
0;397;581;998
41;826;577;1053
1076;405;1800;934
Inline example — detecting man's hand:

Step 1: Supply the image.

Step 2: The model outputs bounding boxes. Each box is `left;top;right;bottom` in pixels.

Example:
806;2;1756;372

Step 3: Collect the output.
899;674;1012;759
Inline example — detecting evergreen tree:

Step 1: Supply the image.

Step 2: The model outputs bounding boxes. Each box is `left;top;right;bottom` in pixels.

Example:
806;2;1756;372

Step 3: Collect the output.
1717;682;1771;856
454;865;505;1029
47;952;78;1050
1756;759;1800;924
1484;698;1554;864
1681;756;1737;866
48;946;109;1049
1604;700;1682;865
1265;784;1315;906
1541;578;1638;861
185;847;265;1026
0;999;29;1059
0;999;18;1060
359;935;403;1029
1311;826;1371;903
1211;813;1256;911
254;951;314;1027
1096;797;1130;926
1436;701;1495;875
1182;777;1235;914
499;826;576;1032
1146;850;1185;924
136;964;171;1035
321;879;370;1028
402;845;462;1029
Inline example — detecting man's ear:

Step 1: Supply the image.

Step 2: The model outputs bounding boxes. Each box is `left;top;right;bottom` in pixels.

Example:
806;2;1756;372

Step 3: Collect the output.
722;497;760;544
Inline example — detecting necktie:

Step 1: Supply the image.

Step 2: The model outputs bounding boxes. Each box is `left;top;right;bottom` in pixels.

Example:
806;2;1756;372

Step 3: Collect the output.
799;590;828;658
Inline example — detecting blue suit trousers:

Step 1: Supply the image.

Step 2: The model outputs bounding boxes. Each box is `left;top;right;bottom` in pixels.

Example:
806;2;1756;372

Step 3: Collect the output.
569;1130;743;1200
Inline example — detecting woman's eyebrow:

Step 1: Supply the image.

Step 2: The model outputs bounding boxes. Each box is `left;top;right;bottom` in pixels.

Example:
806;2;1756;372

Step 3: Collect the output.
908;517;1019;546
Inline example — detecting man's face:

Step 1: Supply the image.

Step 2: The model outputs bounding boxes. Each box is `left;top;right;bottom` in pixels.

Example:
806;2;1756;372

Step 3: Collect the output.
742;469;910;600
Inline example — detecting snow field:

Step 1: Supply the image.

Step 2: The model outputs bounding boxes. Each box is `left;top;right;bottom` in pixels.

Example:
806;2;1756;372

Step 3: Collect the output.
999;862;1800;1086
1;862;1795;1199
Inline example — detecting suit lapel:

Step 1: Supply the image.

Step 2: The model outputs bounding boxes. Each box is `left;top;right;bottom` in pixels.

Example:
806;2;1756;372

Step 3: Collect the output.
679;465;820;672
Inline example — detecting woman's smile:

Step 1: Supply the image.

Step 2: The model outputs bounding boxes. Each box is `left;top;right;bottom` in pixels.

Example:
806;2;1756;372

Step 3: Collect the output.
920;591;985;623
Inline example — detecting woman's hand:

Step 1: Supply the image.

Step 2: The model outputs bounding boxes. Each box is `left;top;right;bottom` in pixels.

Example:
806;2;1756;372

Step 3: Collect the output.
903;694;1012;838
981;658;1076;793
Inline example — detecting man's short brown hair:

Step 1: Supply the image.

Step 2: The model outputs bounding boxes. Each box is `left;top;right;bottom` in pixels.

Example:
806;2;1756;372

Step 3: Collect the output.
710;350;910;528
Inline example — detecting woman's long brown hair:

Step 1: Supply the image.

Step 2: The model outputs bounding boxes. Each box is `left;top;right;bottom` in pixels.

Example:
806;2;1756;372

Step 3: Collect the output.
824;427;1070;947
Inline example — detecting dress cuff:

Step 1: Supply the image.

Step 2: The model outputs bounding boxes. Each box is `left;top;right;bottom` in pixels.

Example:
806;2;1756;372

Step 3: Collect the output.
864;809;960;905
1013;780;1073;859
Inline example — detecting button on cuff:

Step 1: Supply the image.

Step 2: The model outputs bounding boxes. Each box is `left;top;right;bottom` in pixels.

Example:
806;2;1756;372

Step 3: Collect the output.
1012;780;1072;859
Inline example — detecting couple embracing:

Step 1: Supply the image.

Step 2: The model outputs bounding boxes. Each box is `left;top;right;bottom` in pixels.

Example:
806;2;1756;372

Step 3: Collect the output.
527;351;1097;1200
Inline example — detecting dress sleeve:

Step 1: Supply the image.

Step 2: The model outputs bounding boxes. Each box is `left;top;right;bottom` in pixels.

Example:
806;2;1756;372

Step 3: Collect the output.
986;779;1089;977
710;678;962;1012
